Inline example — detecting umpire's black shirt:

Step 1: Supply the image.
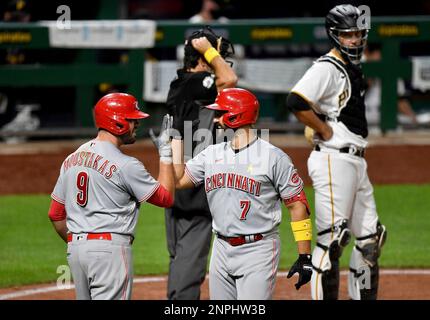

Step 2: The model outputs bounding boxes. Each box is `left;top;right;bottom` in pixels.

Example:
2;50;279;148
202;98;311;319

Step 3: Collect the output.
167;69;218;215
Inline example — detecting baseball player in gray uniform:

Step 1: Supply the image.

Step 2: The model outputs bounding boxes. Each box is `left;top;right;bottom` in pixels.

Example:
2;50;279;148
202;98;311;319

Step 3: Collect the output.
168;88;313;300
286;5;387;300
48;93;175;300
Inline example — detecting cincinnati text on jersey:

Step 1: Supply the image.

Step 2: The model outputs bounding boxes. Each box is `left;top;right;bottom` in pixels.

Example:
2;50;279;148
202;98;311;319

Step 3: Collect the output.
62;151;117;179
205;173;261;196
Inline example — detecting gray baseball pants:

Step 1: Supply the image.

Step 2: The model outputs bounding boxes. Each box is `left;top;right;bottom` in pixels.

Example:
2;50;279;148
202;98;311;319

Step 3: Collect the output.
67;233;133;300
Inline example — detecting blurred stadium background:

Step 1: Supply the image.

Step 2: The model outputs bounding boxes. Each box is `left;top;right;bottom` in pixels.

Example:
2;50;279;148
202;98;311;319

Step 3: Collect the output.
1;0;430;299
1;0;430;140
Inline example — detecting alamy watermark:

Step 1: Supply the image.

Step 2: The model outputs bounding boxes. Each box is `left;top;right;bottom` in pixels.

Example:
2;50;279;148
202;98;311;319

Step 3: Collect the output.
357;265;371;290
357;5;371;29
57;5;71;30
56;265;72;289
171;123;271;169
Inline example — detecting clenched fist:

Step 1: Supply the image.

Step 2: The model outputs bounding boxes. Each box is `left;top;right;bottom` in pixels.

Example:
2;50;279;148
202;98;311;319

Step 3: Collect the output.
191;37;213;55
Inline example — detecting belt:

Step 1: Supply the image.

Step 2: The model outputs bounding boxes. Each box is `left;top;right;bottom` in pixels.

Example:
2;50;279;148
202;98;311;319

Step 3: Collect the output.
315;144;365;158
67;233;134;244
217;233;263;246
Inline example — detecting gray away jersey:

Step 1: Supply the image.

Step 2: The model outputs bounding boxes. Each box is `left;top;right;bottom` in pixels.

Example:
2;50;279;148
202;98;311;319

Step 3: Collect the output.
51;140;160;236
185;138;304;236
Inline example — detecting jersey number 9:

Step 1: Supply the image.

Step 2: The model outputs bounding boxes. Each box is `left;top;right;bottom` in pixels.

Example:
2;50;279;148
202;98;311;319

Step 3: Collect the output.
76;171;89;207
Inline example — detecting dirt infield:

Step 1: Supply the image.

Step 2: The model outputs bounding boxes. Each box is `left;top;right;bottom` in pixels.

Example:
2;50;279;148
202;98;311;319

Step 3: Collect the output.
1;271;430;300
1;135;430;300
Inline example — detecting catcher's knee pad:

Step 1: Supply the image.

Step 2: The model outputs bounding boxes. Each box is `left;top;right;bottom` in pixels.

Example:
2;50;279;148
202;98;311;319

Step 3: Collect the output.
311;219;351;300
355;221;387;267
317;219;351;261
348;222;387;300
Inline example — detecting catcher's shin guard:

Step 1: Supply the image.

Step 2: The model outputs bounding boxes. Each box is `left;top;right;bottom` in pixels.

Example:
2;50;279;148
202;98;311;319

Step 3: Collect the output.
348;246;380;300
348;222;387;300
311;219;351;300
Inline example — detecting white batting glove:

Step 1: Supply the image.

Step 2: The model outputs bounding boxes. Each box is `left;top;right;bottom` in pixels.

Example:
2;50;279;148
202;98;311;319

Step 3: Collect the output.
149;114;173;163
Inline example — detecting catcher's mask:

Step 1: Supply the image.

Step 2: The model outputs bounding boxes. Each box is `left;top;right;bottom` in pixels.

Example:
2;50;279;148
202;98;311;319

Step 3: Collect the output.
325;4;368;65
94;93;149;136
205;88;259;129
184;26;235;69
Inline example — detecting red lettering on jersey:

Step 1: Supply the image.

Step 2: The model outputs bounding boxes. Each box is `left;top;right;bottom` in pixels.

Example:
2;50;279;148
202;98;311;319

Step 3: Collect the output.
227;173;235;188
239;200;251;220
105;165;117;179
76;171;89;207
83;152;90;166
71;152;79;166
78;152;86;166
92;155;103;170
234;175;243;189
85;152;94;167
98;160;109;175
241;177;249;192
205;177;211;192
222;173;226;187
249;179;255;194
255;181;261;196
217;173;223;188
211;175;217;190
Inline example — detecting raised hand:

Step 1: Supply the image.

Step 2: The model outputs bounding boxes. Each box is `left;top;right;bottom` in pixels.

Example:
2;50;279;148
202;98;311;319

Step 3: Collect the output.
149;114;173;163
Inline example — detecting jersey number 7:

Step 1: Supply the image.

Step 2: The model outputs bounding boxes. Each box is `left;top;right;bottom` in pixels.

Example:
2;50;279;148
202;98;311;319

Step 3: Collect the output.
76;171;89;207
240;200;251;220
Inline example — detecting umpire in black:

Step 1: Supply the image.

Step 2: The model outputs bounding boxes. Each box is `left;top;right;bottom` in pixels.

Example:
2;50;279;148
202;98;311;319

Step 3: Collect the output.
165;27;237;300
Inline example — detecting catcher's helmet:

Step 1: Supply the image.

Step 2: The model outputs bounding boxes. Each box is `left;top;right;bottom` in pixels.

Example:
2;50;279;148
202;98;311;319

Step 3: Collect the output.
206;88;259;128
184;26;235;69
325;4;368;65
94;93;149;136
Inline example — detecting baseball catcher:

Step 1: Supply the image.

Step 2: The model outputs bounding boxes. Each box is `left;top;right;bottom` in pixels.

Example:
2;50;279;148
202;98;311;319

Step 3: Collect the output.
286;4;387;300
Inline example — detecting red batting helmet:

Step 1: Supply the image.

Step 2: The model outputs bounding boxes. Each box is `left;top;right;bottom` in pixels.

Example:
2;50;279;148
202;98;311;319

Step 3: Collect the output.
206;88;259;128
94;93;149;135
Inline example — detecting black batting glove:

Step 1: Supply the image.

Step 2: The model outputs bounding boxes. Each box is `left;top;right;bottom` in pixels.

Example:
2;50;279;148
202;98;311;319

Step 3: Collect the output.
287;254;313;290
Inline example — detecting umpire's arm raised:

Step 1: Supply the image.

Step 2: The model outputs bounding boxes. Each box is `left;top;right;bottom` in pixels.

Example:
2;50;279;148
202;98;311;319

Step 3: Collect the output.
191;37;237;91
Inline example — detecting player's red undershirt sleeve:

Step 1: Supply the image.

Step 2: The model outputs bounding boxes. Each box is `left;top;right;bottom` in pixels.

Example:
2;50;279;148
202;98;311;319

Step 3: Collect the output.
147;185;174;208
283;190;311;215
48;199;67;221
